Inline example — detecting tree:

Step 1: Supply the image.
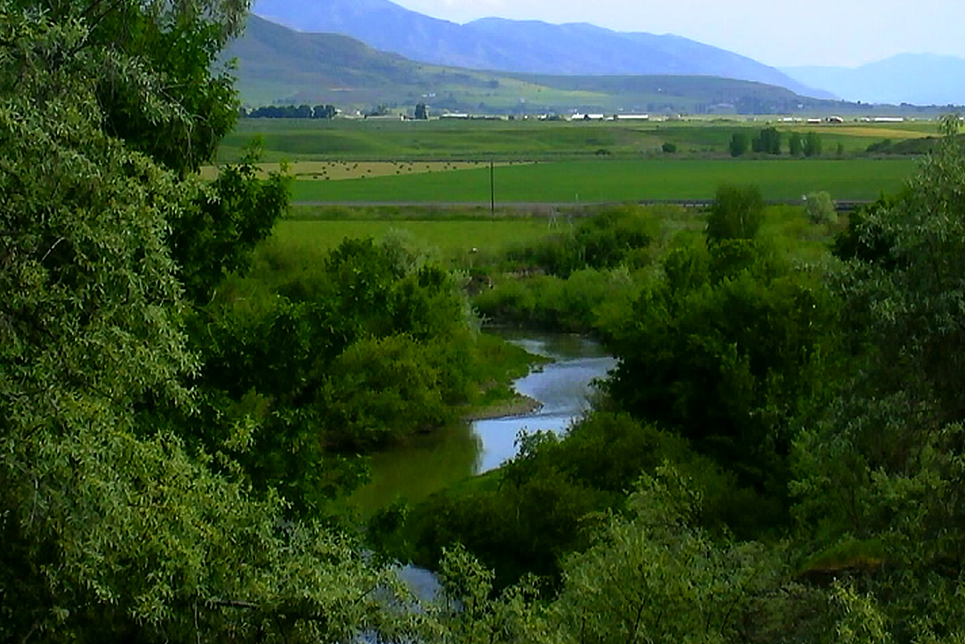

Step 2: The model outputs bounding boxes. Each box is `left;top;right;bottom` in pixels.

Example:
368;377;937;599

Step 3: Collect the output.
791;116;965;639
804;131;823;157
752;127;781;155
415;102;429;120
729;132;749;157
705;184;765;241
0;5;406;641
804;190;837;225
789;132;804;156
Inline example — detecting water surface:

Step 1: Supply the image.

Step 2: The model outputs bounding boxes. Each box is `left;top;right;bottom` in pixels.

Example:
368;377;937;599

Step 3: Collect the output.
349;332;615;513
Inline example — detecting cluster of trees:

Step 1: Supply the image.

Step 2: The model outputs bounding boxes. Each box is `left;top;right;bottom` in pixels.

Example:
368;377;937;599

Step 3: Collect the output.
384;121;965;642
730;128;824;156
242;103;339;119
0;2;486;640
6;0;965;639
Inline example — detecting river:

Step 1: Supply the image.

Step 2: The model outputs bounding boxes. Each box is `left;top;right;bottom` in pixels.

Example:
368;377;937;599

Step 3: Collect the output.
348;331;616;514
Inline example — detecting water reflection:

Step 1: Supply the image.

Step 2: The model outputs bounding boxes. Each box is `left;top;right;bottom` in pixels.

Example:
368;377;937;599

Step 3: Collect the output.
348;420;482;515
472;333;616;472
348;332;615;514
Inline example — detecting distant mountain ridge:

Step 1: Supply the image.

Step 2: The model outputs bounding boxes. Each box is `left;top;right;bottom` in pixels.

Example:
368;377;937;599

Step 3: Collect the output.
225;15;846;114
782;54;965;106
250;0;831;98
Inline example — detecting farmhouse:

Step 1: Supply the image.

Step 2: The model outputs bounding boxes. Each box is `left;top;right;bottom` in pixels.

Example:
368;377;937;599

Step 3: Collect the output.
569;113;606;121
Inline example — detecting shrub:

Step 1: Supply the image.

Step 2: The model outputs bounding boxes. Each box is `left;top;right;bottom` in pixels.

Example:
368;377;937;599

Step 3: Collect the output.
804;191;838;225
706;184;765;242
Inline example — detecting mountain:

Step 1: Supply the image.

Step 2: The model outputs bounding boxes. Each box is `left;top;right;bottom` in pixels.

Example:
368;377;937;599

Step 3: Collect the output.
225;15;843;114
250;0;831;98
782;54;965;106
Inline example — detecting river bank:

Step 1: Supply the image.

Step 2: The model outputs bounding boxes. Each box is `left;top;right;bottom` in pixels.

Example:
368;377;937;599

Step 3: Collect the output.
347;332;615;515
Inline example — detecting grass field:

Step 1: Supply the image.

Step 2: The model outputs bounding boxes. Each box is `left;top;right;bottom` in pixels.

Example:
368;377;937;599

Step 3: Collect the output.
216;118;940;163
288;158;917;203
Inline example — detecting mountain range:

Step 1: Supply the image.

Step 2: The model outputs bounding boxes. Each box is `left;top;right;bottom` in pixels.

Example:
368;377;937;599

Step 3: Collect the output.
250;0;830;99
225;15;858;115
782;54;965;106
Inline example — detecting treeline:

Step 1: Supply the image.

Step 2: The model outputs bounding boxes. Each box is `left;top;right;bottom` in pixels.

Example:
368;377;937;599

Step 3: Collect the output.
241;103;339;118
729;127;832;156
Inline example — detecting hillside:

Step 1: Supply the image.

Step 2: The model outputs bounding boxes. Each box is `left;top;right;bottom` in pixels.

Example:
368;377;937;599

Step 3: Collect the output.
250;0;829;98
225;15;842;114
782;54;965;106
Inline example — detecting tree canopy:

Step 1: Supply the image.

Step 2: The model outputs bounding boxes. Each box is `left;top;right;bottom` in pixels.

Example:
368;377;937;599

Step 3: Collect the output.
0;4;408;641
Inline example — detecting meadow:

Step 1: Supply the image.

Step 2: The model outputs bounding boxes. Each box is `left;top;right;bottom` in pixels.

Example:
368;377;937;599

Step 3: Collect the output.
217;116;939;163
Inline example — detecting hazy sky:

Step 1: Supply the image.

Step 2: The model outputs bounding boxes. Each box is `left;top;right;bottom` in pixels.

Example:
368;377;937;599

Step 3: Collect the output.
391;0;965;67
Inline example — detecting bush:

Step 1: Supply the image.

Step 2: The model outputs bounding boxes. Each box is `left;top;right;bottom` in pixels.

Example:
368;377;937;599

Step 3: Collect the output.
804;191;838;225
705;184;765;242
662;142;677;153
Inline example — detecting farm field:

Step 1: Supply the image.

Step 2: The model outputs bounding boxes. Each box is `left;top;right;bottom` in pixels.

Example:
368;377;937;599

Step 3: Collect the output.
199;160;531;181
287;158;918;203
216;117;940;163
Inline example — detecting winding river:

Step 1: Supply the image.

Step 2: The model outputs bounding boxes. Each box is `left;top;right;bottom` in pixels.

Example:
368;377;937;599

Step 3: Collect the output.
348;332;616;514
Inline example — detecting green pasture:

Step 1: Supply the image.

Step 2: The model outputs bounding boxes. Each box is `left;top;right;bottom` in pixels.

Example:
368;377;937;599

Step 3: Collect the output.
218;118;939;163
289;158;917;203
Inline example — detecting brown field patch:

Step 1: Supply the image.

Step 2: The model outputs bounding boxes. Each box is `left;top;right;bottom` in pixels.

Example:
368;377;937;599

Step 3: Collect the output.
199;160;531;181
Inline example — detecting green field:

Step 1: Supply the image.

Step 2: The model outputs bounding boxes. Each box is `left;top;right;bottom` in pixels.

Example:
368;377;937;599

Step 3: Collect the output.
289;158;917;203
217;118;939;163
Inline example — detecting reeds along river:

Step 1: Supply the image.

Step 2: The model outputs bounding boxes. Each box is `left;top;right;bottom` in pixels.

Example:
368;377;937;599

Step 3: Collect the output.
348;332;617;516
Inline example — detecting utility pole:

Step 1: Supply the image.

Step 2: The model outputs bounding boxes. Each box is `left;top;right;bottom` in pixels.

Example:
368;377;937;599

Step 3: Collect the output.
490;159;495;218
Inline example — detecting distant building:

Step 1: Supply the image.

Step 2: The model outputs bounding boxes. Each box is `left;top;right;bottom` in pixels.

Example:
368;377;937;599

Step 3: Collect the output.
614;114;649;121
569;113;606;121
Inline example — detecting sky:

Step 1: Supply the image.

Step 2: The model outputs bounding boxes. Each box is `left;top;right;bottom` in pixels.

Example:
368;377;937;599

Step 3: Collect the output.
390;0;965;68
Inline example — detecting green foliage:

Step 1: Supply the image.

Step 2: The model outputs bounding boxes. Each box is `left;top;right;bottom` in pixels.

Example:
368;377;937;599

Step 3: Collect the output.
788;119;965;642
172;154;291;302
505;206;655;278
706;184;765;241
323;334;457;450
547;468;781;644
473;268;640;333
790;131;804;156
662;141;678;153
753;127;782;155
804;190;838;225
426;468;787;644
607;237;841;504
804;131;823;157
729;131;749;157
185;235;480;508
0;6;408;641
